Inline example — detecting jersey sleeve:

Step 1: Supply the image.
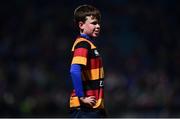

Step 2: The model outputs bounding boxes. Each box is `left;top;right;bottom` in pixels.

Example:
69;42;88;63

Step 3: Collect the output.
71;41;91;66
70;64;84;97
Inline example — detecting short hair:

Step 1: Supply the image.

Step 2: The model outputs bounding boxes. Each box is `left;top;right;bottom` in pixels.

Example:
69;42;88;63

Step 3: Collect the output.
74;4;101;29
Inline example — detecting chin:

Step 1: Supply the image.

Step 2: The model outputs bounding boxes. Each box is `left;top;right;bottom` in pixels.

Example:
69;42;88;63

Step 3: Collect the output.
93;35;98;38
93;34;99;37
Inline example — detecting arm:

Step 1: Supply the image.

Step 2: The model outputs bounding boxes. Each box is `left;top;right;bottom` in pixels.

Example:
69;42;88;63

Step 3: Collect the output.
71;41;96;107
70;64;84;97
70;64;96;107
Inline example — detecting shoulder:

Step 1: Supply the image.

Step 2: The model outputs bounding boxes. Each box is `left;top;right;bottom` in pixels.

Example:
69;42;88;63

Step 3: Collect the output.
75;41;91;49
72;38;91;51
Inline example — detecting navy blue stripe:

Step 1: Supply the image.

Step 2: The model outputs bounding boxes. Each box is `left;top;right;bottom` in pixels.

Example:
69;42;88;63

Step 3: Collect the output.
82;78;104;90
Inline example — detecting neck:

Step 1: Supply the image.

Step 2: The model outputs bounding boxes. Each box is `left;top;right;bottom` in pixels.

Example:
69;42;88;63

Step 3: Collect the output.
80;33;90;39
80;33;95;41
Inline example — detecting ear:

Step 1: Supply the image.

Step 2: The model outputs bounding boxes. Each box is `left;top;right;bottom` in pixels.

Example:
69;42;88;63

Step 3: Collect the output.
79;21;84;30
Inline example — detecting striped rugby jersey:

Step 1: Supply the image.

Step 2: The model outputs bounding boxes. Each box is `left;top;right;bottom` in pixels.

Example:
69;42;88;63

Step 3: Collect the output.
69;36;105;109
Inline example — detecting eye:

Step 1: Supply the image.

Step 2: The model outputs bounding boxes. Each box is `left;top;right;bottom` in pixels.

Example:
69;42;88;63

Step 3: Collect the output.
91;21;98;25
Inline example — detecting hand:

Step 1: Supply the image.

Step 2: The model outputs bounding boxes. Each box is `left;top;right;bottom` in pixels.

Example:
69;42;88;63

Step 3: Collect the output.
79;96;97;107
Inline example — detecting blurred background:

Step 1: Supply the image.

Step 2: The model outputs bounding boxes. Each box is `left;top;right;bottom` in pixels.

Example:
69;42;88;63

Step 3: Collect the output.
0;0;180;117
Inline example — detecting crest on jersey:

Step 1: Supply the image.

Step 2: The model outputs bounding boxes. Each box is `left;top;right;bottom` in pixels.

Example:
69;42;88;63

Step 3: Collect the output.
94;50;99;56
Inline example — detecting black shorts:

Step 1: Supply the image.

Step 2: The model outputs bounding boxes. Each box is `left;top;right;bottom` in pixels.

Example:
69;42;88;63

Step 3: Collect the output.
69;107;107;118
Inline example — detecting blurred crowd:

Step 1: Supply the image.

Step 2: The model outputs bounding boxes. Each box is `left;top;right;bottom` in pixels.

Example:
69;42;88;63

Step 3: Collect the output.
0;0;180;117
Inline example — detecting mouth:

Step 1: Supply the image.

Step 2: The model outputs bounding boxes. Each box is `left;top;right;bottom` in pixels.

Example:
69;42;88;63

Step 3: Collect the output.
94;30;100;34
94;32;100;36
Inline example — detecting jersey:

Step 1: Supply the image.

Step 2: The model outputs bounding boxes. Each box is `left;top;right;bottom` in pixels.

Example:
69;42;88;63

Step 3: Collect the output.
69;36;105;109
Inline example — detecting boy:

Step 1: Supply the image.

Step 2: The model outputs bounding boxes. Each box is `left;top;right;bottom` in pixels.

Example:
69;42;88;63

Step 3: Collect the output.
69;4;107;118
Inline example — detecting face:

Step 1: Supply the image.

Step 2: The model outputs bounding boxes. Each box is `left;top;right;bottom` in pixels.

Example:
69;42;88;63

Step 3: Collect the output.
79;16;100;38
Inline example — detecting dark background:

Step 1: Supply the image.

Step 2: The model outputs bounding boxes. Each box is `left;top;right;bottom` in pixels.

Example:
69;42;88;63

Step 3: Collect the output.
0;0;180;117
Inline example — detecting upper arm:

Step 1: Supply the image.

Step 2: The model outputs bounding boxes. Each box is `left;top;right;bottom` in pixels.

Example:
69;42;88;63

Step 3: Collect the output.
71;41;91;66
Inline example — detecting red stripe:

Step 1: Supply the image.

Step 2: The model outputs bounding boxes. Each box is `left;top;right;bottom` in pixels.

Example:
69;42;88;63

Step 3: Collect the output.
74;48;88;57
85;89;103;99
71;88;104;100
86;58;102;69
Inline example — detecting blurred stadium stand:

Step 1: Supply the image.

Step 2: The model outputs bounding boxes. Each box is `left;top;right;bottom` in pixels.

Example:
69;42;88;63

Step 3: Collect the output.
0;0;180;117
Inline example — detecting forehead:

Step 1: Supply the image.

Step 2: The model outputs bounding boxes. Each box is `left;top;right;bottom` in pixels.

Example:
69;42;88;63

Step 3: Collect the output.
85;15;98;22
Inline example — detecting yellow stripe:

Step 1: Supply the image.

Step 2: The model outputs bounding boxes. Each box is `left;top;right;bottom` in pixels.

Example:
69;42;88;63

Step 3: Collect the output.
72;38;96;51
93;98;104;109
71;56;87;65
70;96;80;108
70;96;104;109
86;67;104;80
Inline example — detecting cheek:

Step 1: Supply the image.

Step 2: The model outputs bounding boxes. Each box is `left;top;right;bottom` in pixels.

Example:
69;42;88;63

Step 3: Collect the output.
85;24;90;28
84;25;91;32
87;25;95;31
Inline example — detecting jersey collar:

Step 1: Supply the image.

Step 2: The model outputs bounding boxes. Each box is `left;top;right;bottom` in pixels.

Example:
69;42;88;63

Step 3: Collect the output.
80;34;95;43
